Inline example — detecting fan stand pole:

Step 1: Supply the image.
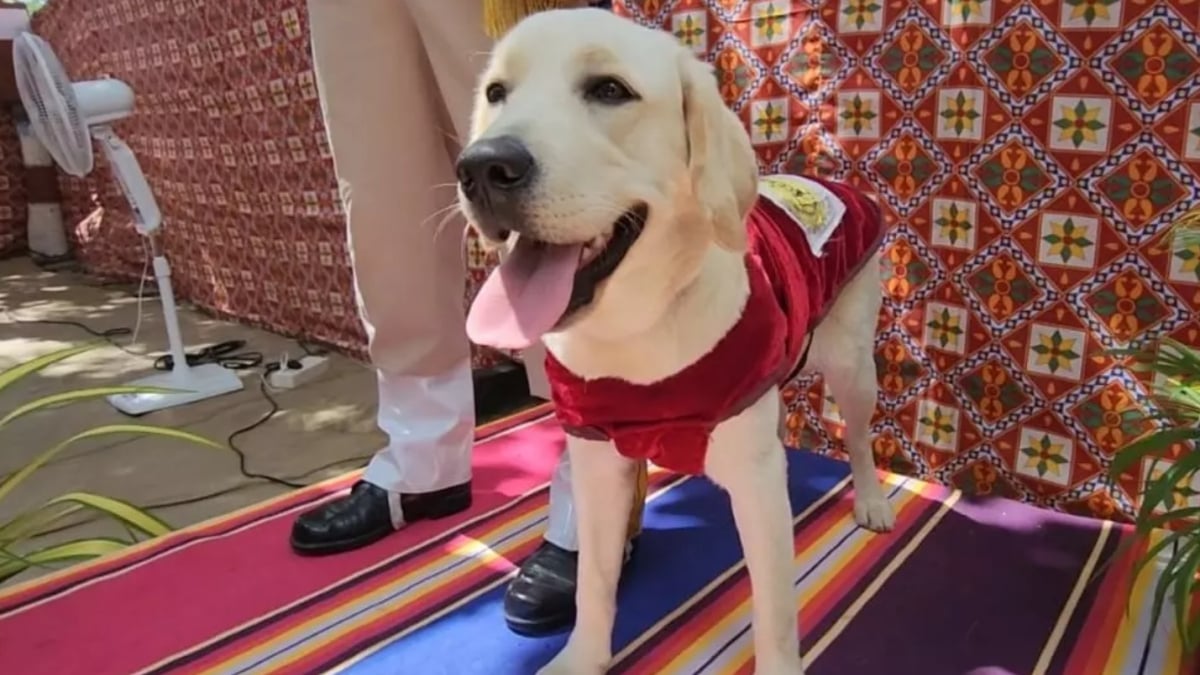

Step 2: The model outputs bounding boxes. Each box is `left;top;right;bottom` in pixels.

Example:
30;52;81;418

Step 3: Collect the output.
105;232;244;416
148;232;191;378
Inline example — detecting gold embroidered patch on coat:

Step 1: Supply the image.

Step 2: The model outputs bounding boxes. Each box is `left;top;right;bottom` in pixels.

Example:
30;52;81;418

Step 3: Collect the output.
757;174;847;256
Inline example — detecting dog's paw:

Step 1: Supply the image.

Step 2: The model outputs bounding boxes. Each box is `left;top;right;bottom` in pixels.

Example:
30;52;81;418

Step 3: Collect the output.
753;653;806;675
536;661;607;675
536;648;610;675
853;493;895;532
536;662;585;675
755;667;806;675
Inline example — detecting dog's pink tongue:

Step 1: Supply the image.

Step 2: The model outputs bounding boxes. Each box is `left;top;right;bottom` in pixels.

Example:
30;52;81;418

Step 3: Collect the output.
466;239;581;350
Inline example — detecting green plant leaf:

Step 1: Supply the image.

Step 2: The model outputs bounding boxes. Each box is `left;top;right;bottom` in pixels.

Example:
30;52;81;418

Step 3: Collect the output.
0;493;171;550
1125;529;1188;617
0;503;81;545
0;424;225;504
1140;454;1168;519
1146;533;1189;644
0;548;33;583
0;342;101;394
1173;540;1200;651
0;546;30;566
1188;578;1200;653
42;492;171;538
0;537;127;583
1139;506;1200;536
1114;341;1200;422
1110;426;1200;479
1138;450;1200;525
0;386;182;429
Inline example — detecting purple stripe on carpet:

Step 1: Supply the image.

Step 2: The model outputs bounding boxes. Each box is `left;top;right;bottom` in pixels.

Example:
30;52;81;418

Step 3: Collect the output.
810;494;1106;675
1042;527;1126;675
801;484;944;645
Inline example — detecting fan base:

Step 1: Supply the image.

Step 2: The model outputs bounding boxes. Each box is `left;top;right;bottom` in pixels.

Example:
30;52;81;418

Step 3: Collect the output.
107;363;244;416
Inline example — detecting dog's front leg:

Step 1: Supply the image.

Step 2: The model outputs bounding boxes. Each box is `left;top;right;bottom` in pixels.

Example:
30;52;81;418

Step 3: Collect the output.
538;437;638;675
708;390;804;675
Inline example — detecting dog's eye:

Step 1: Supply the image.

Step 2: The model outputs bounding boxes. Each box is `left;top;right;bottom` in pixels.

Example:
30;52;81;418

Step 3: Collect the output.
583;76;638;105
485;82;507;104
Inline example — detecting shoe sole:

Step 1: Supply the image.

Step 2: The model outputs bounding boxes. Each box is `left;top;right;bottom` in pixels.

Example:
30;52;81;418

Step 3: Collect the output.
290;525;394;557
289;491;473;557
504;611;575;637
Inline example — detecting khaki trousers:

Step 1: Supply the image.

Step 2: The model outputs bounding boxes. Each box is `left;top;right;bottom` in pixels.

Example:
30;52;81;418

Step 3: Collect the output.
306;0;645;545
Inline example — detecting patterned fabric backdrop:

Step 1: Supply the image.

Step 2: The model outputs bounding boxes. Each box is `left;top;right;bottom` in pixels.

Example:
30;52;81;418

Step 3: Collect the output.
24;0;1200;519
0;108;28;257
30;0;509;368
615;0;1200;521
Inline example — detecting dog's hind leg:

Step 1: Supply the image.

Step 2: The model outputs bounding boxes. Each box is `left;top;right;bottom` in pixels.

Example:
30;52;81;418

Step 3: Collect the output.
707;389;804;674
808;253;894;532
822;347;895;531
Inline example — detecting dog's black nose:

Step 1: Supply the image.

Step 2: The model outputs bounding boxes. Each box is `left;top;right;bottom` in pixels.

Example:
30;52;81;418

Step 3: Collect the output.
456;136;537;202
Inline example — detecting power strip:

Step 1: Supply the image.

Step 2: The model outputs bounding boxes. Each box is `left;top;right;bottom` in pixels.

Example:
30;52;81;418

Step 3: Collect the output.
267;355;330;390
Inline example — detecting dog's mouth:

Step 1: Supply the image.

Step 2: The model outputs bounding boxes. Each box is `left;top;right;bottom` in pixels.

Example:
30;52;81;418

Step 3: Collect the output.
465;203;648;350
564;203;648;319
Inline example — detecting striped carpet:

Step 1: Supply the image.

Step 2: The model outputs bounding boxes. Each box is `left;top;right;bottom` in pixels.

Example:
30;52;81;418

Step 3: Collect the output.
0;407;1195;675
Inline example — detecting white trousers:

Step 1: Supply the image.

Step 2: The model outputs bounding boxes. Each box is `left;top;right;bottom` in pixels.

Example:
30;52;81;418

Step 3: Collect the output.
307;0;579;550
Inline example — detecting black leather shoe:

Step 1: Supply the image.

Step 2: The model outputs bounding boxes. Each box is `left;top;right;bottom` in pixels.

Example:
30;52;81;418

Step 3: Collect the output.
503;539;637;636
290;480;471;555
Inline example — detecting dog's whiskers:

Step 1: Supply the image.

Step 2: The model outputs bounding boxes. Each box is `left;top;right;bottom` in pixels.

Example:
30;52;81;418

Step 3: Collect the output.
420;200;465;238
439;128;464;153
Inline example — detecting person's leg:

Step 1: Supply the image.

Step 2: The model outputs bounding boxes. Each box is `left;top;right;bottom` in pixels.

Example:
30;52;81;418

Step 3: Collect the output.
411;0;652;635
295;0;649;634
291;0;474;555
544;453;648;552
407;0;557;407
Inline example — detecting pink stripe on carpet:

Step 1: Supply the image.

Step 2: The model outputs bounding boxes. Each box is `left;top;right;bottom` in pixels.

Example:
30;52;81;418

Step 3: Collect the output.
0;404;553;609
0;414;564;675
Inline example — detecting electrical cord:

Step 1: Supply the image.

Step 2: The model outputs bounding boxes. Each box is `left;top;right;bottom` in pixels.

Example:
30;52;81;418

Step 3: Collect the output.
3;315;144;357
28;442;379;539
4;309;367;500
5;242;153;356
227;374;305;489
151;339;263;371
146;449;375;510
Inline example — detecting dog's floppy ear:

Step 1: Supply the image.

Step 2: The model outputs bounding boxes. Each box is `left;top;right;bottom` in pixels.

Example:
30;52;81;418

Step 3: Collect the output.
678;53;758;252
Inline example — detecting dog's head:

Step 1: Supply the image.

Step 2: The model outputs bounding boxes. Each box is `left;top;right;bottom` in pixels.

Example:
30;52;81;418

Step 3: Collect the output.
458;9;758;348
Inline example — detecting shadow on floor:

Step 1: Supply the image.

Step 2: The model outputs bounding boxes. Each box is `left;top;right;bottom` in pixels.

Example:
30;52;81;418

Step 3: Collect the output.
0;255;538;585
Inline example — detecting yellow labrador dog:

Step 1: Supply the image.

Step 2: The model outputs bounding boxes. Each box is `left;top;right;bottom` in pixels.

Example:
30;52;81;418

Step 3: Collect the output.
457;9;893;674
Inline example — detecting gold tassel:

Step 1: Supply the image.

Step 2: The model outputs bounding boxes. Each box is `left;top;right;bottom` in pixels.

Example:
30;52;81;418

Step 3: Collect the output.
624;461;649;542
482;0;579;39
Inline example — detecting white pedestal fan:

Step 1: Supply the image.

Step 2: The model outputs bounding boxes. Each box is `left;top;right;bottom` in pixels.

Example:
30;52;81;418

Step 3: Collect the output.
13;31;244;415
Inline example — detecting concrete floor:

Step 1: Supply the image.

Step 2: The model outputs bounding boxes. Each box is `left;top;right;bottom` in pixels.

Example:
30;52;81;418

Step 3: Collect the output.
0;256;386;584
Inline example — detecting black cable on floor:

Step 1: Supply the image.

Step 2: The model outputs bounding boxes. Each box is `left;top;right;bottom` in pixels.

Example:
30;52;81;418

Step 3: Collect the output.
11;316;130;340
4;309;366;497
4;315;143;356
25;445;378;539
145;451;375;510
151;339;264;372
227;374;305;489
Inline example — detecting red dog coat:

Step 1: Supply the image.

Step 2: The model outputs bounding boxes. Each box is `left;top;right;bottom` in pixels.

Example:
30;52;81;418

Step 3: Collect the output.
544;176;885;475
